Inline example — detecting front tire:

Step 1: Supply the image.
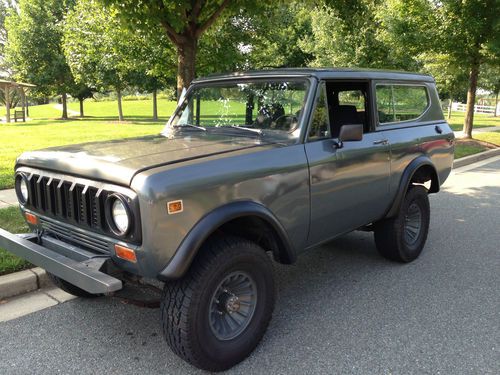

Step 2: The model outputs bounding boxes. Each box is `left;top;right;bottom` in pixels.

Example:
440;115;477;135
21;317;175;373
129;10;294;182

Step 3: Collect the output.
160;236;275;372
374;185;430;262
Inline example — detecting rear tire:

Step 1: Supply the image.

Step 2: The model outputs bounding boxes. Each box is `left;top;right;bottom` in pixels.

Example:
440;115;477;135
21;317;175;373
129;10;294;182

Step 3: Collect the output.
47;273;100;298
374;185;430;262
160;236;275;372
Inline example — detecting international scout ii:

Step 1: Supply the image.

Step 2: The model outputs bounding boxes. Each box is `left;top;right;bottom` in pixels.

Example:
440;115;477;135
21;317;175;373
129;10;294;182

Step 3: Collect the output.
0;69;454;371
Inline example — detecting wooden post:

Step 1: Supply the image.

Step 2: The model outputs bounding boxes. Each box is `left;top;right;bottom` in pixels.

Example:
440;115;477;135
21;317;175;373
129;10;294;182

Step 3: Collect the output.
21;88;26;122
5;85;10;123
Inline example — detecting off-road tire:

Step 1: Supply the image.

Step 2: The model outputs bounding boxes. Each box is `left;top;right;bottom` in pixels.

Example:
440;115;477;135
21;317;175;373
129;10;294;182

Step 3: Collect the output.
160;236;275;372
374;185;430;262
47;273;100;298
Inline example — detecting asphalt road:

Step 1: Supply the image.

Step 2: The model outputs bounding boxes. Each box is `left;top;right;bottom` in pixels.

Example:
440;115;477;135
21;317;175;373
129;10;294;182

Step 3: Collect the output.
1;158;499;375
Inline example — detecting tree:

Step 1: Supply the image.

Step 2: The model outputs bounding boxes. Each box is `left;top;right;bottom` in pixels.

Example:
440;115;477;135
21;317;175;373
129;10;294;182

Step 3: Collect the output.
420;52;468;119
382;0;500;138
4;0;76;119
247;2;313;69
438;1;499;137
64;0;178;121
101;0;250;96
69;84;93;117
63;0;139;121
299;1;421;71
122;27;176;121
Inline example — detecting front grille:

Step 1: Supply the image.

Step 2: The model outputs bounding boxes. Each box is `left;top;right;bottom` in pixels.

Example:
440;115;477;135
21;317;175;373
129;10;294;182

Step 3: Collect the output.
40;217;110;254
27;174;108;231
18;167;142;245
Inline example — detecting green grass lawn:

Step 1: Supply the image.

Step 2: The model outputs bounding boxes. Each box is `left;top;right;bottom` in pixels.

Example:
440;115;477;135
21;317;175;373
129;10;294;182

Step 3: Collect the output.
447;111;500;131
474;130;500;146
454;131;500;159
0;100;176;189
0;206;30;276
454;143;489;159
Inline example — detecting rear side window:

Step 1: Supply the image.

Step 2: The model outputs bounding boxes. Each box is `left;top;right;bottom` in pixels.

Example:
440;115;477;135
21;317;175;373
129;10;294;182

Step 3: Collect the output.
376;85;429;124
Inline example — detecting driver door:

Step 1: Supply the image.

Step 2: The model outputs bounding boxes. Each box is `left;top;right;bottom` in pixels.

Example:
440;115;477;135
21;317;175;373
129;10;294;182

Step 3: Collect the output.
305;81;391;247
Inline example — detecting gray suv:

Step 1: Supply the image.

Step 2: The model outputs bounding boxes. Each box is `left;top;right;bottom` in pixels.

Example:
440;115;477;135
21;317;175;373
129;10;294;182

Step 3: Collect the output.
0;69;454;371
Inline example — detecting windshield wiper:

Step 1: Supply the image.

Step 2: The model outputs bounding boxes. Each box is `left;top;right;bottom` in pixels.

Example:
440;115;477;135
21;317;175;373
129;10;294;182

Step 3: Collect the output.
173;124;206;131
216;125;263;136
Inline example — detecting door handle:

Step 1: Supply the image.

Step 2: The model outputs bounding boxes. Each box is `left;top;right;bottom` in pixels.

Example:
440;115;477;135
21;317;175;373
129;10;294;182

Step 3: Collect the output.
373;139;388;145
435;125;443;134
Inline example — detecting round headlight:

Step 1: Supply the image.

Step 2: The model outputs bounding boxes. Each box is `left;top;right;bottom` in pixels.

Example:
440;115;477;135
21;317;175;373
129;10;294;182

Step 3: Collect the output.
111;198;130;234
15;174;29;204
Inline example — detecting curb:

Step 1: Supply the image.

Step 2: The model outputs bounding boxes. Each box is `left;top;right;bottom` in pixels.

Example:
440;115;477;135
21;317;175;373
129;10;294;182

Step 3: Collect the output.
453;147;500;169
0;267;51;300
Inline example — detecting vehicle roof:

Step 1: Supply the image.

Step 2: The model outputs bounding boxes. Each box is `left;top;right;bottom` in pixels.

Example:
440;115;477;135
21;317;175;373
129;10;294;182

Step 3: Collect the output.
193;67;435;83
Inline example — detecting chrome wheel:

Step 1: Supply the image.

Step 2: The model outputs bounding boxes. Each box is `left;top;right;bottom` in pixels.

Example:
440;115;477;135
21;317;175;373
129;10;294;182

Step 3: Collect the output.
209;271;258;341
404;202;422;245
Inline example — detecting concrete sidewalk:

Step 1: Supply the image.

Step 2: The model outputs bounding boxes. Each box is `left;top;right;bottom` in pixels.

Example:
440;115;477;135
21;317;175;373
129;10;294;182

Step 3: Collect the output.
454;125;500;137
0;189;17;209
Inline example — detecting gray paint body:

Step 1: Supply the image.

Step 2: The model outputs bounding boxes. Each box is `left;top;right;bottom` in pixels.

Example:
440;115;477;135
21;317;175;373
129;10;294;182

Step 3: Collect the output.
9;68;454;283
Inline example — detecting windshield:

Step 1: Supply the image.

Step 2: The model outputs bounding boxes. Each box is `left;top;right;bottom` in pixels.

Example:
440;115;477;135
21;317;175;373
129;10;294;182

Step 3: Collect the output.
167;79;311;140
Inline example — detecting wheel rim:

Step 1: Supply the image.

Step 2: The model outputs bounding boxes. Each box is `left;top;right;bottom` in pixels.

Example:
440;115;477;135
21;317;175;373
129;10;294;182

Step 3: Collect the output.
404;202;422;245
208;271;258;341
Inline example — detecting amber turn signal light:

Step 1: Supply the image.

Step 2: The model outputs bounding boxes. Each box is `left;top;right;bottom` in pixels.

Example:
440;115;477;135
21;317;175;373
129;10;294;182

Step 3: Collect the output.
114;244;137;263
167;200;183;214
25;212;38;225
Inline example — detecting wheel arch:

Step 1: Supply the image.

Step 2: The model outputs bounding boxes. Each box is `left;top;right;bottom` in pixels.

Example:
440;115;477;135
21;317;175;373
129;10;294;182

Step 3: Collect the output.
385;156;439;219
158;201;295;280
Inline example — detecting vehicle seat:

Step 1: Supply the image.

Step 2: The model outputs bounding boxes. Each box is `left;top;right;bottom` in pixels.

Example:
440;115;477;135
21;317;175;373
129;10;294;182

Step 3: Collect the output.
331;105;361;137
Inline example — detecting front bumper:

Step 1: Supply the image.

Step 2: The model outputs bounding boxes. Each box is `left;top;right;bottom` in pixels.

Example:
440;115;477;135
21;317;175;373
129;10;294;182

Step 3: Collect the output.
0;228;122;294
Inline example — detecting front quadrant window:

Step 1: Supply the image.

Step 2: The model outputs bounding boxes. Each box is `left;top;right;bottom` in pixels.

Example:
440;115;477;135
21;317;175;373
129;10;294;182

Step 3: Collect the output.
308;82;330;140
376;85;429;124
169;80;311;140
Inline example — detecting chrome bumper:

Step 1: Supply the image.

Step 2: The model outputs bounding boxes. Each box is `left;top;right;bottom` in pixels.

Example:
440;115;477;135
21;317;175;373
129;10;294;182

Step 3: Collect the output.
0;228;122;294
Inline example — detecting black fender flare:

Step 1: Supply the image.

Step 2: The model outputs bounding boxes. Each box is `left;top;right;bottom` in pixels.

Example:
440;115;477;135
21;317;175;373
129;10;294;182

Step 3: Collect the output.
158;201;295;280
385;156;439;218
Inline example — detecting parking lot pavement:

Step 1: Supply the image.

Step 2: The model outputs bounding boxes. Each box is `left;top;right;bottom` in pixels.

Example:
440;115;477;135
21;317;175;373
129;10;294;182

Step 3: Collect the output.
0;158;499;374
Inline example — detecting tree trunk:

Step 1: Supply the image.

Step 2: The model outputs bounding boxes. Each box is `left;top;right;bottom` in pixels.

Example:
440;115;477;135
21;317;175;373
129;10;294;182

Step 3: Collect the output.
447;97;452;120
176;36;197;98
152;89;158;121
79;98;84;117
495;90;499;117
117;88;124;121
61;93;68;120
462;62;480;139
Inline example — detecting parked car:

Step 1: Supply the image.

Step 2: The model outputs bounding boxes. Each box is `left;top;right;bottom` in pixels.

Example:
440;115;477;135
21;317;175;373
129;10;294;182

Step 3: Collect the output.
0;68;454;371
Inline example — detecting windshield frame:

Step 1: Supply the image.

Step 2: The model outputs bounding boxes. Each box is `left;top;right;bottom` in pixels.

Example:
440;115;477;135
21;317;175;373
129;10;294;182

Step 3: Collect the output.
164;76;317;144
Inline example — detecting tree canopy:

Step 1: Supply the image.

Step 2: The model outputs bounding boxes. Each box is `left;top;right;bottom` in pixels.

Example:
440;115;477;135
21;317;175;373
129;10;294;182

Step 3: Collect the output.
5;0;77;118
0;0;498;126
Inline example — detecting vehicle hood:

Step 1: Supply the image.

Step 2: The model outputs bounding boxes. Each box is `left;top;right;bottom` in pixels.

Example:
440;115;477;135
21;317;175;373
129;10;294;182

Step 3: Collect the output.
16;133;276;186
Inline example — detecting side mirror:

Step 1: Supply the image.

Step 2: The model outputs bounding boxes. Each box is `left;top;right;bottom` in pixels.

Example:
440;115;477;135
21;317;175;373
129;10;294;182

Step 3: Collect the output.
339;124;363;142
334;124;363;149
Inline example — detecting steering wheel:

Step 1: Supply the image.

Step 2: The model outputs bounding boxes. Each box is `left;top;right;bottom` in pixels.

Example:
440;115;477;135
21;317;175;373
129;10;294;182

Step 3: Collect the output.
273;114;299;131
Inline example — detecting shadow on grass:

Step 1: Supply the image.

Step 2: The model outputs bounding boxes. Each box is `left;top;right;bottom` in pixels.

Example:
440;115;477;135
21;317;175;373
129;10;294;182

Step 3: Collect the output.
10;116;169;127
